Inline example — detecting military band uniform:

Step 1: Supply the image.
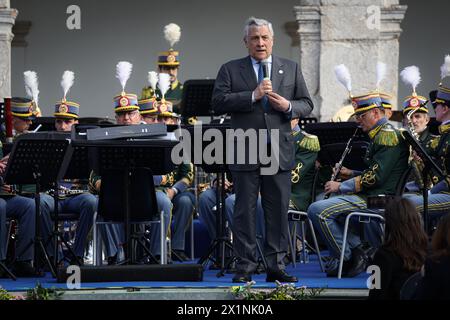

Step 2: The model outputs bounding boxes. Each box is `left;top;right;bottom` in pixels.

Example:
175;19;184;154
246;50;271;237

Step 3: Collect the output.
150;163;195;258
40;189;97;261
307;118;409;273
0;98;38;276
290;128;320;212
38;83;98;263
406;122;450;218
405;83;450;219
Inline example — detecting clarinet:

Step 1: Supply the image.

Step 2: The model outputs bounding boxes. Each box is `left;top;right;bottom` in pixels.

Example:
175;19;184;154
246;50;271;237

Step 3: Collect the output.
324;127;360;199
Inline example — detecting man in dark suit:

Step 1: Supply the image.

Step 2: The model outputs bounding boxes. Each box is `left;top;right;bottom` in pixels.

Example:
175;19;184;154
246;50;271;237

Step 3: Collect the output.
212;17;313;283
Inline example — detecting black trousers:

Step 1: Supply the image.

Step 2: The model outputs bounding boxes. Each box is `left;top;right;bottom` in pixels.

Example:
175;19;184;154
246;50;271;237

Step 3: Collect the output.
231;169;291;273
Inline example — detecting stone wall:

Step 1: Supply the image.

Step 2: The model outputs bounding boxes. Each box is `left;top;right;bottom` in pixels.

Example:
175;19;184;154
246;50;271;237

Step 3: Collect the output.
295;0;407;121
0;0;17;100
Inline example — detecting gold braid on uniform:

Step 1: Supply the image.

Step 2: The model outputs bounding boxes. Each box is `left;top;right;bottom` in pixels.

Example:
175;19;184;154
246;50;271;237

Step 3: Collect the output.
88;171;100;194
181;166;195;186
291;162;303;184
361;164;379;186
298;131;320;152
439;123;450;135
374;126;399;147
429;136;440;151
166;172;175;186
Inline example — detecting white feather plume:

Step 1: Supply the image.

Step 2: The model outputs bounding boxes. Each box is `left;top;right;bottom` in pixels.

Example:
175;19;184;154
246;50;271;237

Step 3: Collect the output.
164;23;181;48
158;73;171;98
61;70;75;100
376;62;387;89
400;66;421;94
440;54;450;80
147;71;159;90
334;64;352;93
115;61;133;92
23;71;40;105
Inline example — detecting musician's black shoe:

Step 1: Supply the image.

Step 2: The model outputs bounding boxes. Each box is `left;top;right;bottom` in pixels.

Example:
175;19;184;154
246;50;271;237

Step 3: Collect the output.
266;270;298;283
346;246;370;278
69;256;84;267
326;259;352;277
255;264;266;274
107;254;118;266
232;272;252;283
13;261;44;277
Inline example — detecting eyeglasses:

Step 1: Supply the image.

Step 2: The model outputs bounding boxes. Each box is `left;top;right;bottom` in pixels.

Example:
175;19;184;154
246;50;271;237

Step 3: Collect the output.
355;111;370;121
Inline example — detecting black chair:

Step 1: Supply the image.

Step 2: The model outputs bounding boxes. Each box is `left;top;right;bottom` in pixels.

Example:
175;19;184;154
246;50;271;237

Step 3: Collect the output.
287;168;325;272
337;166;413;278
49;211;84;265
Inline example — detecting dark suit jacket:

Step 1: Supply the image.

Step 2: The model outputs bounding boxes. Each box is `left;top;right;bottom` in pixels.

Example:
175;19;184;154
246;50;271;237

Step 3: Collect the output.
212;55;313;171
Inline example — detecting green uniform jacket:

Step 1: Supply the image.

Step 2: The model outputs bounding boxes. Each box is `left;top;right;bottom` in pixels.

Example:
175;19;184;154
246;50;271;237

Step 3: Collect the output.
141;81;184;114
290;130;319;211
407;127;438;188
427;123;450;189
355;121;409;196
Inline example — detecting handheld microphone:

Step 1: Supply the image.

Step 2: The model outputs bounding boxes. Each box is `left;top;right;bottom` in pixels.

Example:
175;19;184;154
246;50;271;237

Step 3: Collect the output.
261;60;270;80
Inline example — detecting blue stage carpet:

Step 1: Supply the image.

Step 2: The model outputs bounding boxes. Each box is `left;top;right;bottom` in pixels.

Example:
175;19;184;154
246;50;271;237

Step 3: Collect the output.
0;255;370;292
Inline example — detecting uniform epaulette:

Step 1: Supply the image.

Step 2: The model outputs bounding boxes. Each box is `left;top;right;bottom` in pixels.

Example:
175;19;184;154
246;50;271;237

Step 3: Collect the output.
429;135;441;150
374;125;399;147
439;123;450;134
298;131;320;152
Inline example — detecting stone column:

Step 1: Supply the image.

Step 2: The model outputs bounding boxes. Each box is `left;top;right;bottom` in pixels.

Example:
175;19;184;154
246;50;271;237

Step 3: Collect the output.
0;0;18;99
294;0;407;121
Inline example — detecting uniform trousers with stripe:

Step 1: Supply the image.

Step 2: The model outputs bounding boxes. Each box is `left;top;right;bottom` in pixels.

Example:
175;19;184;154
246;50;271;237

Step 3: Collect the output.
307;195;383;261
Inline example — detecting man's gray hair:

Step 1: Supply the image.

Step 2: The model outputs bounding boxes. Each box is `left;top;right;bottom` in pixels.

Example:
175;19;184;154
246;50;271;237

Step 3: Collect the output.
243;17;274;39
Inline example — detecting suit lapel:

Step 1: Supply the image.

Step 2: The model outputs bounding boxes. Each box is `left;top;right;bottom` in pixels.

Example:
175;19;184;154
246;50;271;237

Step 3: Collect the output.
240;56;257;90
271;56;284;92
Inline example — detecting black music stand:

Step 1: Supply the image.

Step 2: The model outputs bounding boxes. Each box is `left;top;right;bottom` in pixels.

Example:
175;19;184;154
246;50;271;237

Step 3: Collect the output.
74;138;177;265
306;123;369;168
181;79;216;122
0;261;16;280
4;132;72;277
48;135;93;267
184;124;236;277
402;129;446;234
28;117;57;132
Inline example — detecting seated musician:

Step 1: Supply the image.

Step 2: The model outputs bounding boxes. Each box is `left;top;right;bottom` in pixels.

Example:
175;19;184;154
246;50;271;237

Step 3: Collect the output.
405;77;450;220
0;97;39;277
39;71;97;265
307;91;409;277
148;99;195;261
88;62;173;264
399;66;437;193
289;117;320;259
138;97;158;124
